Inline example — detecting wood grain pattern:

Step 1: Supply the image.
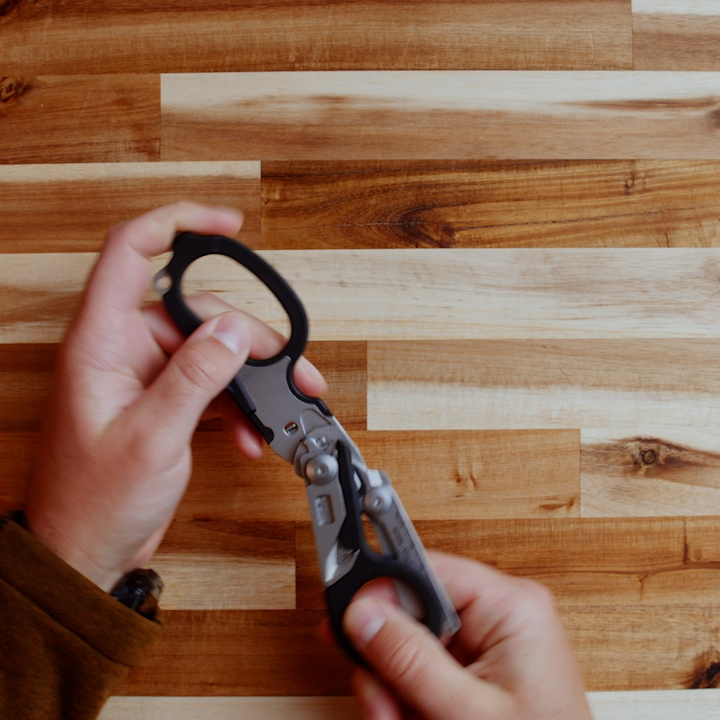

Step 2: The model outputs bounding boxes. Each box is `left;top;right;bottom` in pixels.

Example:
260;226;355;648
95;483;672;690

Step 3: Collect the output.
0;162;260;253
121;610;354;696
161;72;720;161
180;429;577;523
297;517;720;611
116;603;720;693
4;0;720;709
1;0;632;75
368;340;720;431
261;160;720;249
0;75;160;164
582;430;720;516
7;249;720;343
633;0;720;70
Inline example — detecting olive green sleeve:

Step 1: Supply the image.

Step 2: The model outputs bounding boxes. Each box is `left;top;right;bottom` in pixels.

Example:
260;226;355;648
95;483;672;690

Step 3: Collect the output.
0;515;162;720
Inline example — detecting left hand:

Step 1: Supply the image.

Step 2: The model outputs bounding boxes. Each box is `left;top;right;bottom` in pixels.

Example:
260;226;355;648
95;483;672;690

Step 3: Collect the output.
24;202;326;592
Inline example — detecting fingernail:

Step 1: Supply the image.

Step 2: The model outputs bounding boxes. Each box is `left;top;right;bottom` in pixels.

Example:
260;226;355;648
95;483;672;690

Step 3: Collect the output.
344;598;387;647
212;313;248;355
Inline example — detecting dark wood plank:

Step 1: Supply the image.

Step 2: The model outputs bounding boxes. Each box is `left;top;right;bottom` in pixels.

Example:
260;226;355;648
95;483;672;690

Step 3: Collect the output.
0;75;159;164
261;160;720;249
0;344;56;433
0;162;260;253
634;6;720;71
296;517;700;610
1;1;632;75
121;609;354;696
179;429;578;523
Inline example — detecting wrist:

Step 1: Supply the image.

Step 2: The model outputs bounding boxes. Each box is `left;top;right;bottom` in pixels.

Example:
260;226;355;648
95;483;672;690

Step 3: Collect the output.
23;510;125;592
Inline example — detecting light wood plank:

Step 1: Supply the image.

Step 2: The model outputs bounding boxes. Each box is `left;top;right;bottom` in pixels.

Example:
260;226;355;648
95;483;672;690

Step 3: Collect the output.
582;429;720;516
633;0;720;71
100;697;362;720
0;162;260;253
1;0;632;75
5;249;720;343
99;692;720;720
261;160;720;249
368;340;720;431
161;72;720;161
0;75;159;164
588;690;720;719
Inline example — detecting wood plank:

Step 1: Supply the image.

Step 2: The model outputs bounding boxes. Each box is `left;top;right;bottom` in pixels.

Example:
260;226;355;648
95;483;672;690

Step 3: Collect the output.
153;520;295;610
100;697;362;720
3;427;577;521
582;430;720;516
368;340;720;431
0;75;160;164
0;162;260;253
6;249;720;343
0;432;35;512
296;517;718;611
99;691;720;720
587;690;720;719
0;342;362;433
633;0;720;71
0;345;56;432
161;72;720;161
261;160;720;249
1;1;632;75
565;602;720;691
123;605;720;693
179;430;576;523
121;610;354;696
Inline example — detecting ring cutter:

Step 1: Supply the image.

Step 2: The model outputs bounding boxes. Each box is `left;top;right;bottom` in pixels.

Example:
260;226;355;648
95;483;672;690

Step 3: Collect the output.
155;232;460;664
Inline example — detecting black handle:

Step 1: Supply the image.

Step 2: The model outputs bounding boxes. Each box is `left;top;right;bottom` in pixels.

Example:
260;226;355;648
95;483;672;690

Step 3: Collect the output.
327;442;443;668
158;232;330;441
160;232;308;366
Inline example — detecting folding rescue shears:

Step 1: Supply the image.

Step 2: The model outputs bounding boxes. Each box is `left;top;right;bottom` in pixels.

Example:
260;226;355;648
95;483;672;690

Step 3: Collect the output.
154;233;460;664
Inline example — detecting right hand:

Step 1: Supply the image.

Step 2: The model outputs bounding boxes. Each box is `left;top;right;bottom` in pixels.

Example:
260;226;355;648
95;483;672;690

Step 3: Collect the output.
342;552;592;720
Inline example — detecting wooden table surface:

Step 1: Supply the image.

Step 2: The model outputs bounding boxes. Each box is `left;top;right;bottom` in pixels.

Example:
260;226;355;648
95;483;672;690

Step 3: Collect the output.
2;1;720;717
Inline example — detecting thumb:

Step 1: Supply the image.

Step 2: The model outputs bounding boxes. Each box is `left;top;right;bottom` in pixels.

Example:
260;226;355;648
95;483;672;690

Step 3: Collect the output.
136;311;250;444
343;597;499;720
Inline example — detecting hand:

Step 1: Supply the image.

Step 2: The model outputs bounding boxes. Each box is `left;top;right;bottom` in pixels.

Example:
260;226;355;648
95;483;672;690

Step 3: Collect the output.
341;553;592;720
24;202;326;592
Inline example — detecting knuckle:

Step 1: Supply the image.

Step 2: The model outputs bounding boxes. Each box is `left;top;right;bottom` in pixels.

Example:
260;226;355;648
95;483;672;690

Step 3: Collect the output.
379;631;429;692
512;577;558;617
174;346;215;394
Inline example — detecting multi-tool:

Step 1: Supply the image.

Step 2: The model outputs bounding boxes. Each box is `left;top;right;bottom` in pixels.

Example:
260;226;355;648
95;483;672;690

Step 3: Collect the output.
155;232;460;664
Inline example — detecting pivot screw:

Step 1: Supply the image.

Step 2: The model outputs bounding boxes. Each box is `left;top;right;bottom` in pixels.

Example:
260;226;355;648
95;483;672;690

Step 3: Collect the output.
306;454;339;485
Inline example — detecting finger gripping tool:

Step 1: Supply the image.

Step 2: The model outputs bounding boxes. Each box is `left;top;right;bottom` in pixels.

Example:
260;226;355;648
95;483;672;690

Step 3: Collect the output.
155;233;460;665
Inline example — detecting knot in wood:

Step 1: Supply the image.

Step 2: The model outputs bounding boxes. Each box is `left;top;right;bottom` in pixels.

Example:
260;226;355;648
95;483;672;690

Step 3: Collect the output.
641;449;657;466
0;77;30;103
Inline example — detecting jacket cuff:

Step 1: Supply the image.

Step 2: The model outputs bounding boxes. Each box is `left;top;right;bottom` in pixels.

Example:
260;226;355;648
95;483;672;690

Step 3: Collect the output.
0;515;162;667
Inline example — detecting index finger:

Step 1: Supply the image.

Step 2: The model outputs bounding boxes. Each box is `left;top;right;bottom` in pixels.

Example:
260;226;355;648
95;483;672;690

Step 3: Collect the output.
84;202;244;316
